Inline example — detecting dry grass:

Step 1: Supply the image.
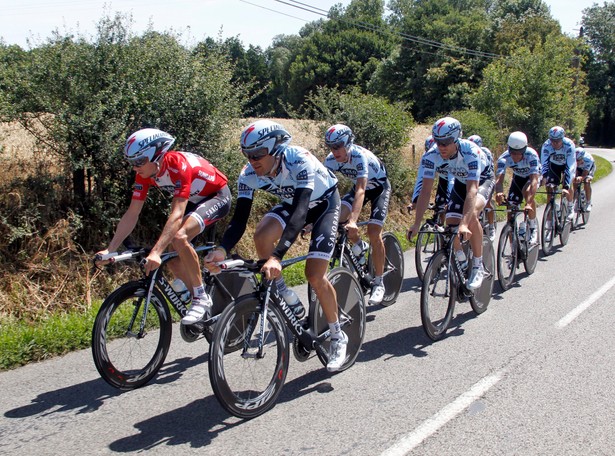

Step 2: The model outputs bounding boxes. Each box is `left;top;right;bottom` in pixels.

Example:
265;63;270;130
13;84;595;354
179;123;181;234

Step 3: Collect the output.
0;118;431;321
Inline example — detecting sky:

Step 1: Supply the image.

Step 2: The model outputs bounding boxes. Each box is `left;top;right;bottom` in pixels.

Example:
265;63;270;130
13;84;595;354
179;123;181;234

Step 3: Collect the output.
0;0;596;50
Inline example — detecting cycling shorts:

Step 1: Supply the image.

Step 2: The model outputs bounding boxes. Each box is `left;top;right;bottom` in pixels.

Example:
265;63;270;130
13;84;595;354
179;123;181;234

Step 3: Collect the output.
265;189;341;261
341;179;391;227
507;174;531;204
447;177;495;220
544;162;567;188
185;185;232;233
576;164;595;178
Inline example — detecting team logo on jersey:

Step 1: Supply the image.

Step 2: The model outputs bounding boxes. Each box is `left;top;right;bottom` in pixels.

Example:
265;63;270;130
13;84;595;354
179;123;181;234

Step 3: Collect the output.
422;159;434;170
296;170;308;181
468;161;478;170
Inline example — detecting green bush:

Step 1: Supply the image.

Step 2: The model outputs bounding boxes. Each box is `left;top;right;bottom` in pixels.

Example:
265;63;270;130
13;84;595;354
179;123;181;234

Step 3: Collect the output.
303;86;415;199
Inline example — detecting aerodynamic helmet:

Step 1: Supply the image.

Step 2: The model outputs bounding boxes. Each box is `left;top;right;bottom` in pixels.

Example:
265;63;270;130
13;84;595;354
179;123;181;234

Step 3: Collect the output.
325;124;355;149
548;126;565;140
124;128;175;166
240;119;291;158
468;135;483;148
507;131;528;151
432;117;462;145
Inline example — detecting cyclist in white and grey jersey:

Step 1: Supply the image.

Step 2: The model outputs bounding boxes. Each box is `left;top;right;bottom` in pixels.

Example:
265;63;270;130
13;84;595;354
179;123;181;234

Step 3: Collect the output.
541;125;577;220
408;117;495;290
574;147;595;212
204;120;348;372
494;131;541;244
324;124;391;305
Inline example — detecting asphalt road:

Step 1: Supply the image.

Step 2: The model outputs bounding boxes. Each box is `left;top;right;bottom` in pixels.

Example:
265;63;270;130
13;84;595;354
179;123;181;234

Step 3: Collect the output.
1;147;614;456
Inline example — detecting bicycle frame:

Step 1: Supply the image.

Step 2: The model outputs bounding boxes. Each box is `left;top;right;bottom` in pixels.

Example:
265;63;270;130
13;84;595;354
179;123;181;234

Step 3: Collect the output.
330;221;373;288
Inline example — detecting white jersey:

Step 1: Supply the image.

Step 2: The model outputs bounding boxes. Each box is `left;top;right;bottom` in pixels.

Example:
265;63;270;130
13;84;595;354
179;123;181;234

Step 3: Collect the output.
496;147;541;178
237;145;338;207
324;144;388;190
412;145;454;201
577;152;595;172
420;139;491;184
541;137;576;186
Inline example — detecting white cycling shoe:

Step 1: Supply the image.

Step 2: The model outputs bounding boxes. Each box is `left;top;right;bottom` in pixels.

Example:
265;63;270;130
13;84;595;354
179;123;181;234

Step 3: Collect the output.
327;332;348;372
368;284;386;305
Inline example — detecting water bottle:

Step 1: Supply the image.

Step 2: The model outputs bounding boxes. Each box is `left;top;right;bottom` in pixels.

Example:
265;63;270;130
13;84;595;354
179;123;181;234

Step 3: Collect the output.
281;288;305;318
352;240;369;265
171;278;191;303
455;249;468;272
518;221;526;239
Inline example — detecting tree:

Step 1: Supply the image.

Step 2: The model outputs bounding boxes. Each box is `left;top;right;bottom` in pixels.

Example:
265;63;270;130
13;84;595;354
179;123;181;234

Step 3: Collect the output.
471;34;588;146
0;12;244;251
581;1;615;146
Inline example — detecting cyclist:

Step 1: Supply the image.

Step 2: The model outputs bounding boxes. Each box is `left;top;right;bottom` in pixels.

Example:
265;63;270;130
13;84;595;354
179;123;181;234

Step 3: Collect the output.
323;124;390;305
540;126;576;221
407;117;495;289
408;135;453;218
468;135;496;242
574;147;595;212
494;131;541;244
203;120;348;372
95;128;232;326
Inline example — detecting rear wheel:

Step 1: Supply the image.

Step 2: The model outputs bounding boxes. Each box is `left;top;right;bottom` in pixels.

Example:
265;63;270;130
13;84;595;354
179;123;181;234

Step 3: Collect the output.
559;202;571;246
420;250;456;341
496;223;517;291
373;232;404;306
415;224;441;282
208;295;289;419
470;235;494;315
92;281;172;390
541;202;556;256
311;268;366;371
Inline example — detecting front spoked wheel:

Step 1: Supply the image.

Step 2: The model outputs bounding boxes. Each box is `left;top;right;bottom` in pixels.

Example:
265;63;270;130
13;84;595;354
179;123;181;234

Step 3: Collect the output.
208;295;290;419
376;232;404;306
311;267;366;371
541;202;556;256
496;224;517;291
91;281;172;390
420;250;455;341
470;236;494;314
415;224;441;282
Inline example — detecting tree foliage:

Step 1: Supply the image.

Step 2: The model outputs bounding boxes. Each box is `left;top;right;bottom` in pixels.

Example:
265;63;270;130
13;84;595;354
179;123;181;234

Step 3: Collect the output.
0;12;244;253
471;34;588;146
581;1;615;145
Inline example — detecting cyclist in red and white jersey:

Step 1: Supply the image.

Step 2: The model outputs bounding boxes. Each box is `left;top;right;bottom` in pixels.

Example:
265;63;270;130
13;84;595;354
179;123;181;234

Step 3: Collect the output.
96;128;232;325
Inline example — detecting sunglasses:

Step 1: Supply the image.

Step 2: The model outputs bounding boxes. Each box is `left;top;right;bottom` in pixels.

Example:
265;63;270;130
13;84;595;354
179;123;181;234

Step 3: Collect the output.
329;142;346;150
510;147;526;155
435;137;455;147
127;156;149;167
242;148;269;161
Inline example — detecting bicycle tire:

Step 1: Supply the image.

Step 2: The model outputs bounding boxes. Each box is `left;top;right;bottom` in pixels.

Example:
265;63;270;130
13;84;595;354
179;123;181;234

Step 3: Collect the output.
415;224;441;282
311;267;366;371
420;250;456;341
496;224;517;291
523;232;539;275
541;202;556;256
208;294;289;419
559;202;571;246
377;232;405;306
572;190;583;230
92;281;172;390
581;189;590;225
470;235;494;314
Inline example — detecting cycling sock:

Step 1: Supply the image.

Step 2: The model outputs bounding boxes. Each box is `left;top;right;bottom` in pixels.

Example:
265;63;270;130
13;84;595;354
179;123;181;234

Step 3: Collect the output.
374;276;383;286
528;218;537;228
329;321;342;339
472;256;482;268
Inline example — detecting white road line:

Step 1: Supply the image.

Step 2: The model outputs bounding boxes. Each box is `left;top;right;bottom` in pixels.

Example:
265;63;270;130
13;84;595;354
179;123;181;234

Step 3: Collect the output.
556;275;615;328
381;371;503;456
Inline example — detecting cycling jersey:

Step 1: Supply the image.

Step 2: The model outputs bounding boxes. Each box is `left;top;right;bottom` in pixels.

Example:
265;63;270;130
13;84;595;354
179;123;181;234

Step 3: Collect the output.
237;145;338;207
577;152;595;174
421;139;492;184
541;138;576;187
496;147;541;178
324;144;388;189
412;145;454;205
132;151;228;202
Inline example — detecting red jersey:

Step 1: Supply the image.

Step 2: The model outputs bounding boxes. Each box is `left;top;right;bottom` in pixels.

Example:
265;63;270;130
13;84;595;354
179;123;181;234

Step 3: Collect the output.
132;151;228;203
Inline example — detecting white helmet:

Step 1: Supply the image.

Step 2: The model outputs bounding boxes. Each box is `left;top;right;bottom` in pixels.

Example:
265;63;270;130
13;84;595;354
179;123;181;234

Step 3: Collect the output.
124;128;175;165
424;135;435;151
240;119;291;158
575;147;586;160
325;124;354;148
548;126;565;140
432;117;462;144
468;135;483;148
508;131;528;150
